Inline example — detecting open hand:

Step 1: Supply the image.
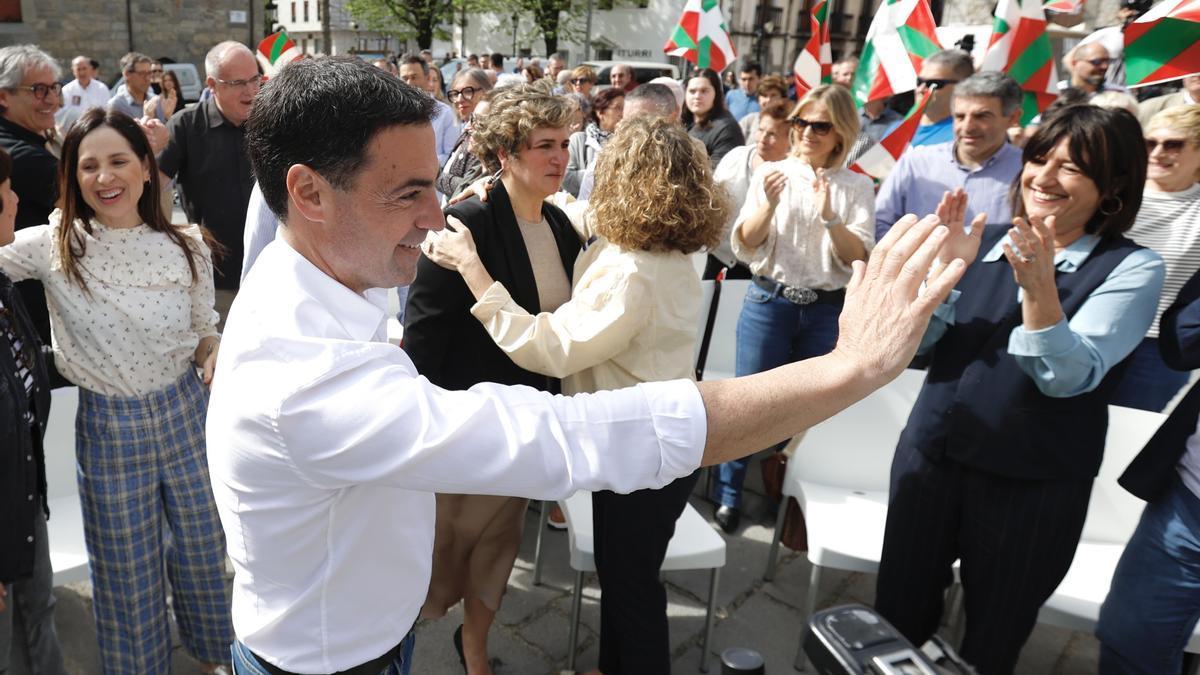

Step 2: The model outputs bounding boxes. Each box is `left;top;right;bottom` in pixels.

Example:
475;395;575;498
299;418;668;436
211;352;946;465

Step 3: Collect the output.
933;189;987;267
1002;215;1057;291
762;170;787;206
422;215;480;273
813;169;836;221
446;176;494;206
139;117;169;154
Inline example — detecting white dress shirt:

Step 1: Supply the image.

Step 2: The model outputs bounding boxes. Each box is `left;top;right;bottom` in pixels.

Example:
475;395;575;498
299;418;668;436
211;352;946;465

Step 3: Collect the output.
206;237;706;672
55;78;112;127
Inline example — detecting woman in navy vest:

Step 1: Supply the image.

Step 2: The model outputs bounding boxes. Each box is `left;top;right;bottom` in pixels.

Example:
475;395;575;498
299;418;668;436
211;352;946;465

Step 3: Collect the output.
873;105;1165;673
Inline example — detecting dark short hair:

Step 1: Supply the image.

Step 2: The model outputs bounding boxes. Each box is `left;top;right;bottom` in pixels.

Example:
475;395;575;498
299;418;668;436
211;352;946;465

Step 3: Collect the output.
489;53;504;69
1011;105;1146;237
760;98;792;121
398;54;429;75
739;61;761;77
245;56;437;220
588;87;625;125
120;51;152;74
681;68;727;127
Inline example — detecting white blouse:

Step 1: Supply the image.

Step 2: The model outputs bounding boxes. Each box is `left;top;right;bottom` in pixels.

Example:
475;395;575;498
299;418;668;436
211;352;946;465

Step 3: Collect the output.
0;213;219;397
732;157;876;290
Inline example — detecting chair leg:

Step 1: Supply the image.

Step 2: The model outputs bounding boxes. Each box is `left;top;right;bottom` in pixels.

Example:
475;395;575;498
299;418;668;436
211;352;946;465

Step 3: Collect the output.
794;564;821;671
567;569;584;671
700;567;721;673
764;502;788;581
533;500;550;586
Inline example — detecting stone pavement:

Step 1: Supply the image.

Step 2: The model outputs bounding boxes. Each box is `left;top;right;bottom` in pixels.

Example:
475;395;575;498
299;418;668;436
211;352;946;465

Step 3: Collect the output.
18;470;1101;675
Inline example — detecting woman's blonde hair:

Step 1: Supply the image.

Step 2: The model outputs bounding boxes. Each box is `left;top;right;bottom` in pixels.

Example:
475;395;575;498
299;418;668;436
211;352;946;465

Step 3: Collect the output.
789;84;859;168
470;80;577;173
569;65;596;83
1148;104;1200;149
590;116;729;253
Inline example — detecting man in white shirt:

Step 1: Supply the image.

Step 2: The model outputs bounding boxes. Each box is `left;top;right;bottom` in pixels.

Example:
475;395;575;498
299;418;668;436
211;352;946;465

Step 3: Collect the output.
397;54;458;167
212;55;964;674
55;55;110;129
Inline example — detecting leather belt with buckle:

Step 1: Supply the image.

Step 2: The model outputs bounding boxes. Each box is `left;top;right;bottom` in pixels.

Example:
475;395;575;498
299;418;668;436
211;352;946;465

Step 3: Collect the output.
752;276;845;306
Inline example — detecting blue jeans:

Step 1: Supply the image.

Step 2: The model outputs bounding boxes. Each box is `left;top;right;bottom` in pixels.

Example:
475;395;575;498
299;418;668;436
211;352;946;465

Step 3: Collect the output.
231;633;415;675
1110;337;1190;412
1096;477;1200;674
710;284;842;508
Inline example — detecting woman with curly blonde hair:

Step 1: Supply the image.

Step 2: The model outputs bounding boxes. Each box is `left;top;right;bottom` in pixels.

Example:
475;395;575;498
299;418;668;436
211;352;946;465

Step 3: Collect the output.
425;115;730;675
404;80;581;675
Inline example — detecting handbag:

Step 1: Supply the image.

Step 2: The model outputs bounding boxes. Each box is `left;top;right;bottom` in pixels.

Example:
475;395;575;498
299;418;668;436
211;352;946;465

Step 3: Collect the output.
760;451;808;552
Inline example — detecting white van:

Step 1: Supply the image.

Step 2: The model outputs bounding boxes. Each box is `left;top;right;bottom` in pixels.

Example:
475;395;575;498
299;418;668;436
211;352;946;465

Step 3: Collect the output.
581;60;680;90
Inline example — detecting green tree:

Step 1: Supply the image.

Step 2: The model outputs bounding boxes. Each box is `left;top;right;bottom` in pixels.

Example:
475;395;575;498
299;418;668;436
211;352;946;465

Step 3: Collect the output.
344;0;456;49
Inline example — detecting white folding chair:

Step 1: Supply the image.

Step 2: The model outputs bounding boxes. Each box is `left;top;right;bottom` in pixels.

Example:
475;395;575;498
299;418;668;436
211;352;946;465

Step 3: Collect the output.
43;387;89;586
762;368;926;669
555;491;726;672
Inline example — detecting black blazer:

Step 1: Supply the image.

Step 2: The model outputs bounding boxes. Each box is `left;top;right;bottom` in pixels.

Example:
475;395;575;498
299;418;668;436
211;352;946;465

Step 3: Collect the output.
1119;268;1200;502
403;181;581;392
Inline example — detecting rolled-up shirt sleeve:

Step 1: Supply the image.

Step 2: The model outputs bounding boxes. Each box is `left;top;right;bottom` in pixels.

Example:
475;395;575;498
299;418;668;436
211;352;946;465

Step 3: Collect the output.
275;351;706;497
1008;248;1164;397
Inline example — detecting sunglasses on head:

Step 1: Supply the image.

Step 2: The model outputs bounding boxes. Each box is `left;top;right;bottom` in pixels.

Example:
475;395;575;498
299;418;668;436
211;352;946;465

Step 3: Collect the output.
916;77;960;89
789;118;834;135
1146;138;1187;153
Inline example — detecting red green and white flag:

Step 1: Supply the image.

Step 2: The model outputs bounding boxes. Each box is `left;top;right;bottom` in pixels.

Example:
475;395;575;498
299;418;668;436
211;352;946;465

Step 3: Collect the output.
256;30;303;77
1043;0;1084;14
793;0;833;96
1124;0;1200;88
850;0;944;106
850;89;932;181
981;0;1058;125
664;0;737;72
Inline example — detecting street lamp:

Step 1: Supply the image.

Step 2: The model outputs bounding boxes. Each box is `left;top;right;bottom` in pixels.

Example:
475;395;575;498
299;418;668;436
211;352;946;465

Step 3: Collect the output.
511;13;519;57
264;1;278;37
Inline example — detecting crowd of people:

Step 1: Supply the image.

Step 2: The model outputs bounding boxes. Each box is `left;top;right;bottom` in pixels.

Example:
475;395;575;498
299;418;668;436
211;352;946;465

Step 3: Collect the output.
0;22;1198;675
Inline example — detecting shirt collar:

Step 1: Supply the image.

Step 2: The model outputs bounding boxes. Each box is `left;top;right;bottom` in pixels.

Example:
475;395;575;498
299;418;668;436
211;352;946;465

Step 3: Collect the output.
275;237;389;343
948;140;1017;172
0;116;46;146
204;96;237;129
981;231;1101;273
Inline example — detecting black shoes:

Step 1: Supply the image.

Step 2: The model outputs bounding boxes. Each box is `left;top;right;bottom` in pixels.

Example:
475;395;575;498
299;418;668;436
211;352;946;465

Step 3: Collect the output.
714;505;740;533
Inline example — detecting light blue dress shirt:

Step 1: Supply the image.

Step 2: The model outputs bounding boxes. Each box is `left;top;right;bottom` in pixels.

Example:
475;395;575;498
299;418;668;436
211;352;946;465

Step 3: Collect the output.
725;89;759;122
431;99;461;168
920;233;1165;398
875;141;1023;241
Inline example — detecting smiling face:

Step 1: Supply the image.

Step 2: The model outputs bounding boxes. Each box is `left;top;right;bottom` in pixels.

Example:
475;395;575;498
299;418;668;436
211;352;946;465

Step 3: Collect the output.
953;95;1019;164
1145;126;1200;192
610;66;631;89
791;101;839;168
0;178;18;246
1070;42;1110;92
76;126;151;229
0;64;61;134
323;124;443;291
831;61;857;88
686;77;715;118
72;57;93;86
503;126;571;199
1020;137;1101;242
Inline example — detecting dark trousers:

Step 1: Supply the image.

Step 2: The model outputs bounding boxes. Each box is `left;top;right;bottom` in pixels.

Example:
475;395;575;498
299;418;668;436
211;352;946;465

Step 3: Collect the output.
593;470;701;675
874;443;1093;675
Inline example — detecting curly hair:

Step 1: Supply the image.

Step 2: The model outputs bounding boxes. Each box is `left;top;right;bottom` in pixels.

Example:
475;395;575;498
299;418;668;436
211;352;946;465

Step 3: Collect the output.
470;80;576;173
590;116;730;253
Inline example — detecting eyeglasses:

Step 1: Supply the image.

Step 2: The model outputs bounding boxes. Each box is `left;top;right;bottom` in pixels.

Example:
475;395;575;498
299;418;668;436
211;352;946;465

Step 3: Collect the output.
447;86;480;102
571;78;593;85
131;69;152;77
1083;58;1112;67
916;77;960;89
1146;138;1187;153
788;118;834;135
215;75;264;89
9;82;62;100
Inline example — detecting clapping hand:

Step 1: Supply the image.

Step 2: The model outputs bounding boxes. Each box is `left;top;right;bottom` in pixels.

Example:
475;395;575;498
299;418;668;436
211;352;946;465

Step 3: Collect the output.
813;169;836;222
1002;215;1057;291
933;189;987;269
139;117;169;154
762;170;787;206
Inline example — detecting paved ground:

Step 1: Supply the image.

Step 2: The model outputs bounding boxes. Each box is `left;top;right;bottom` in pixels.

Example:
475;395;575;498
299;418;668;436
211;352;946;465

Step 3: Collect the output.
12;464;1101;675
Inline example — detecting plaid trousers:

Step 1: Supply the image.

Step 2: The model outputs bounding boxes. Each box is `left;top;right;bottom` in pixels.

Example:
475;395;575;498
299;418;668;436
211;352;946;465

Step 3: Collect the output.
76;370;233;674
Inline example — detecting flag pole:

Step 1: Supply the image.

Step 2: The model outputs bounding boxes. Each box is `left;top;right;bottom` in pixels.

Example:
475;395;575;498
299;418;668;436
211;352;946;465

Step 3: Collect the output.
584;0;595;61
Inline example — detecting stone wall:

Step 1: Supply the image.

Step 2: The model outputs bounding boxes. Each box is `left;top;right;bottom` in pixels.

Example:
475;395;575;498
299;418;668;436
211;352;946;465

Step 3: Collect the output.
0;0;264;84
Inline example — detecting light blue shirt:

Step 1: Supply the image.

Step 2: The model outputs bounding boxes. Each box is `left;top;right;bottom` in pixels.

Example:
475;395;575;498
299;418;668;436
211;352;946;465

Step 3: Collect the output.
106;88;147;120
887;115;954;148
431;99;460;167
725;89;759;122
875;141;1023;240
921;233;1165;398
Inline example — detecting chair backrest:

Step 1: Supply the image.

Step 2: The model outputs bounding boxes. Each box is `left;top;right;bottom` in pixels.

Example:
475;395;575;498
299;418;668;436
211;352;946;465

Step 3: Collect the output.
1080;405;1166;543
43;387;79;501
788;368;927;491
699;279;751;381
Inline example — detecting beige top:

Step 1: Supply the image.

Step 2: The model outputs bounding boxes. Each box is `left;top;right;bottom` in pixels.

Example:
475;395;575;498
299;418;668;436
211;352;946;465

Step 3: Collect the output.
470;214;700;395
731;157;876;290
516;216;572;312
0;212;219;397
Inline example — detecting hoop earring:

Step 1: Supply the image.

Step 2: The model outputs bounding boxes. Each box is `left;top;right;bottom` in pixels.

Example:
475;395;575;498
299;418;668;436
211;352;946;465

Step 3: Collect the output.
1099;195;1123;216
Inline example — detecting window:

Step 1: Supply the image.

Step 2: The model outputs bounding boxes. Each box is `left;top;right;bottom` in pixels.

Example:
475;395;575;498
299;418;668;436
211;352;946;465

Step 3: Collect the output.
316;1;321;20
290;1;296;23
303;1;309;22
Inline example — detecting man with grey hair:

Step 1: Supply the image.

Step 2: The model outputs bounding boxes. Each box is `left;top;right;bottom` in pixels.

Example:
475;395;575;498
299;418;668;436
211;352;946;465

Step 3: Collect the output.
107;51;155;119
157;40;259;321
609;62;636;92
907;49;975;148
876;70;1024;240
57;54;111;128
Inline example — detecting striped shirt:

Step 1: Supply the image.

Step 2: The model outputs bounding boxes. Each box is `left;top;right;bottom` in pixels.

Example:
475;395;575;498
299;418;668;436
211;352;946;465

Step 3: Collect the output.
1125;183;1200;338
0;298;35;425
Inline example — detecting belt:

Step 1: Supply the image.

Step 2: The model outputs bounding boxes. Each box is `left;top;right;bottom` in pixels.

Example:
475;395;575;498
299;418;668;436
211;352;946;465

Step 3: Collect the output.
250;638;406;675
752;276;845;306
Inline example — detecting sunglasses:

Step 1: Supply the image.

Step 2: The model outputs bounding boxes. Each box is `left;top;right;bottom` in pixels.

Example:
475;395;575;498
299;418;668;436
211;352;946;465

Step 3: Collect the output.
571;78;593;85
1146;138;1187;153
447;86;479;102
916;77;960;89
789;118;834;135
1083;58;1112;67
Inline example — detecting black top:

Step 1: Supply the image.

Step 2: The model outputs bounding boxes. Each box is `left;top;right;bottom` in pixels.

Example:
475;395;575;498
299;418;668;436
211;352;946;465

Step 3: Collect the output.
901;227;1143;481
687;111;746;169
403;181;580;392
157;98;255;289
1119;268;1200;502
0;270;52;584
0;116;58;347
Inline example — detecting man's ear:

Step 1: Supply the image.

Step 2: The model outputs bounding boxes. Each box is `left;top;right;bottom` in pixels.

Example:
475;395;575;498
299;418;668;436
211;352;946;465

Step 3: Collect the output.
286;164;332;225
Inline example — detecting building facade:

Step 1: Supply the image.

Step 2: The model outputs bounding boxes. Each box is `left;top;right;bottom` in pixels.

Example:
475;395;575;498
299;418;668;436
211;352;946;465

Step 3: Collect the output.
276;0;399;61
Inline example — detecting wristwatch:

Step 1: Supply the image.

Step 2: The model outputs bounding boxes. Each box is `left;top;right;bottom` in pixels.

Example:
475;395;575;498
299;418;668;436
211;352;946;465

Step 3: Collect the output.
820;214;842;230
